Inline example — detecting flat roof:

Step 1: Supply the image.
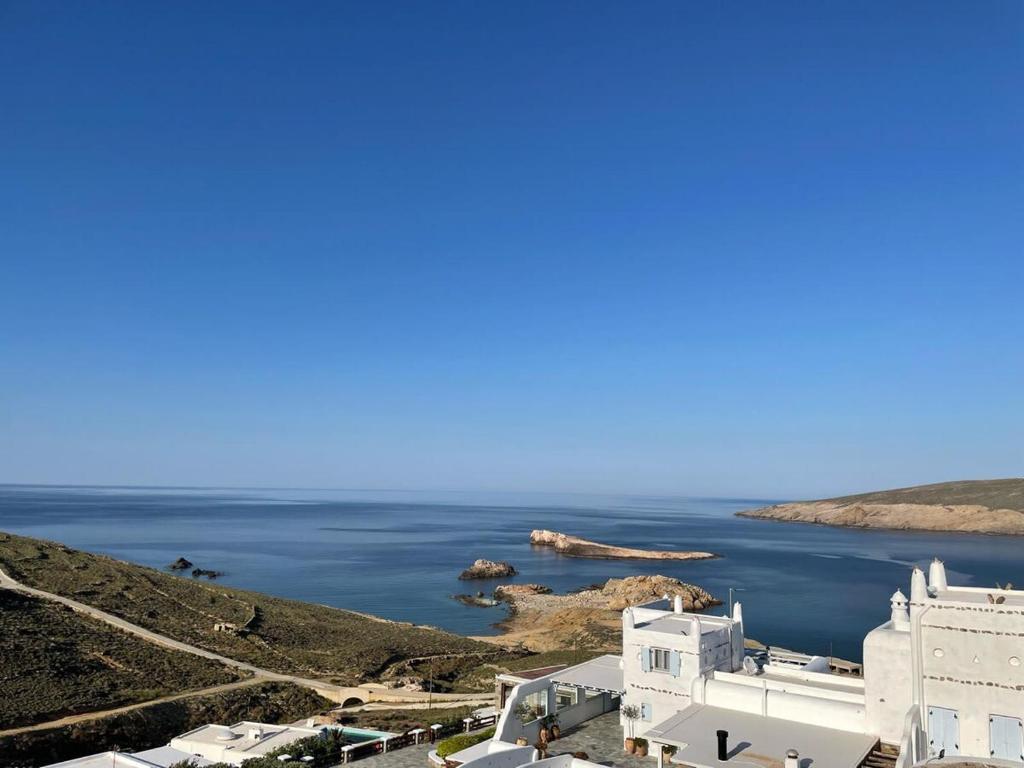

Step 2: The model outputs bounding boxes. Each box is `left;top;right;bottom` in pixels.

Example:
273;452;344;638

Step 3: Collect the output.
497;664;569;683
132;747;213;767
646;704;875;768
636;613;732;637
934;588;1024;608
171;722;323;757
549;655;624;694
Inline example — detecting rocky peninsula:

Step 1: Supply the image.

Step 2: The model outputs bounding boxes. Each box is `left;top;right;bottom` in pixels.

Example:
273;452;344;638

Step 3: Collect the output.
530;529;716;560
738;479;1024;535
477;575;719;652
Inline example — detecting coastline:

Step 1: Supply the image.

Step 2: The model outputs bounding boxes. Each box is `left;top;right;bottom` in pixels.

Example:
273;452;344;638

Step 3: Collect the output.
737;500;1024;536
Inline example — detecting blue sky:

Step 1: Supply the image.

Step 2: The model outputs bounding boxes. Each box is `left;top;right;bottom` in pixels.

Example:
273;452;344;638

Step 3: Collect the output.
1;2;1021;497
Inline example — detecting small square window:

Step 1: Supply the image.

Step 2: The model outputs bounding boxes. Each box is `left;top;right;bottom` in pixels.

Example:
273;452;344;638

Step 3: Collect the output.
652;648;671;672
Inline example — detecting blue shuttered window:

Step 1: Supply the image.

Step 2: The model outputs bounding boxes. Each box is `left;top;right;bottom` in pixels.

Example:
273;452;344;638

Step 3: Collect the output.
669;650;681;677
640;647;651;672
641;702;652;722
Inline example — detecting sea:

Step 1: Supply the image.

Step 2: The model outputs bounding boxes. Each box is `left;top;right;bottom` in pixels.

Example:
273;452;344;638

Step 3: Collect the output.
1;484;1021;662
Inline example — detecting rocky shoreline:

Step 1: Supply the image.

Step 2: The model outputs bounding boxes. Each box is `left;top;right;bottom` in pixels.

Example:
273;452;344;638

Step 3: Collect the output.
738;501;1024;535
530;529;716;560
474;575;720;652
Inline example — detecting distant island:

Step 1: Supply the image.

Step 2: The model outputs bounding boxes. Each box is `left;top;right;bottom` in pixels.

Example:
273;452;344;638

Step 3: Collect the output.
530;529;716;560
738;478;1024;535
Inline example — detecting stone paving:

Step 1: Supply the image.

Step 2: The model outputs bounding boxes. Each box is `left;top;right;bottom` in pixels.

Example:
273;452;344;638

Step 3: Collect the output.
544;712;654;768
347;712;651;768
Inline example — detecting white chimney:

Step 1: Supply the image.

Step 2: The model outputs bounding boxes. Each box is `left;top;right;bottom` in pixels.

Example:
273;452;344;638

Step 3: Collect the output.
732;601;743;629
673;595;684;614
929;558;948;592
890;589;910;631
910;567;928;603
784;749;799;768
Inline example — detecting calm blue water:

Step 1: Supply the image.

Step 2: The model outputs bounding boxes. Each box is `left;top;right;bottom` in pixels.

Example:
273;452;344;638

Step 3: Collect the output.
1;484;1021;662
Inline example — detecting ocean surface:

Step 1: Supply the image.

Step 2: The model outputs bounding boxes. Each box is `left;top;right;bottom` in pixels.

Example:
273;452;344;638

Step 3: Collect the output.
1;484;1021;662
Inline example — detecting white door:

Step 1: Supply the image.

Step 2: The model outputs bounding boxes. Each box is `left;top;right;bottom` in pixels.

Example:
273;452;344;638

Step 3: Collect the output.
928;706;959;758
990;714;1024;761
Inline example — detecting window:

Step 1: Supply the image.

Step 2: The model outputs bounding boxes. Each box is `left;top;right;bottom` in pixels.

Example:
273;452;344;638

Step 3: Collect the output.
652;648;671;672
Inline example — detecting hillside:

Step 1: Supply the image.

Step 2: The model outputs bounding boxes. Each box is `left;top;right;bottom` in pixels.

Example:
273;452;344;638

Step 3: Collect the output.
0;682;331;768
0;589;244;729
0;532;499;685
738;479;1024;534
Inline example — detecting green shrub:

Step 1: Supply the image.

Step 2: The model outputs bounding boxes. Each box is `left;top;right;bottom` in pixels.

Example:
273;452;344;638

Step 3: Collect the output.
436;727;496;759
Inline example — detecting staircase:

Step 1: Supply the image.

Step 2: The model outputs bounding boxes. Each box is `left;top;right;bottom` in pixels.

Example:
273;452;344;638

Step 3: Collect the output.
860;742;899;768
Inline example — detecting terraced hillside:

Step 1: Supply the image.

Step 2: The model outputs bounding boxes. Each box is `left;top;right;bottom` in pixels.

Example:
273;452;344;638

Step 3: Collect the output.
0;532;499;684
0;589;243;729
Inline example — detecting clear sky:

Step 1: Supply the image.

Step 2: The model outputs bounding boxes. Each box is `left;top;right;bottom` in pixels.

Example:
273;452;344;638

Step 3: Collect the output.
1;2;1021;498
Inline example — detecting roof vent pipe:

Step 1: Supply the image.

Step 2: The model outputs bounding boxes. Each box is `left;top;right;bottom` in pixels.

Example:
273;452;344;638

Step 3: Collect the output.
717;730;729;761
784;749;799;768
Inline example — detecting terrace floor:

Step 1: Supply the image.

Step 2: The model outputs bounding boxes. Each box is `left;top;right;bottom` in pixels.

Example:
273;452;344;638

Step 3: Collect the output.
546;712;652;768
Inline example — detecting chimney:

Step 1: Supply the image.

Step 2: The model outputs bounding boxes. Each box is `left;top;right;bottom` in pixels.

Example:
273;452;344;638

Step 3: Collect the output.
910;567;927;603
731;601;743;629
717;730;729;761
674;595;684;614
890;589;910;630
929;558;948;592
784;749;799;768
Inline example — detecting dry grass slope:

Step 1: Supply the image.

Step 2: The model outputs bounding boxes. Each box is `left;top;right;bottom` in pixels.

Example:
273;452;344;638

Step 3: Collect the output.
0;682;332;768
821;478;1024;511
0;590;243;729
0;531;498;685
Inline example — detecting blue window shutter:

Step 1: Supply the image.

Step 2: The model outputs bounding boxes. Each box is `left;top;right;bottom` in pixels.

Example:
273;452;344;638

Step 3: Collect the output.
641;647;651;672
641;702;652;722
670;650;681;677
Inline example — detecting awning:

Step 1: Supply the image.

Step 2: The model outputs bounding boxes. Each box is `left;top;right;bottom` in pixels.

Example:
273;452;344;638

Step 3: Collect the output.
548;655;624;695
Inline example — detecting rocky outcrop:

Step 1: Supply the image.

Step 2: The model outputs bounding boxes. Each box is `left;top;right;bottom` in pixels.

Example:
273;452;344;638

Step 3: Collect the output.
600;575;716;611
168;557;193;570
459;559;518;580
476;576;719;652
494;584;552;599
529;530;716;560
190;568;223;579
738;501;1024;535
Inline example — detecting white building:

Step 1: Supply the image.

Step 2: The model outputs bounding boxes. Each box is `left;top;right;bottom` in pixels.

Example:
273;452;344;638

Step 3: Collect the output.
480;558;1024;768
169;721;327;766
43;747;212;768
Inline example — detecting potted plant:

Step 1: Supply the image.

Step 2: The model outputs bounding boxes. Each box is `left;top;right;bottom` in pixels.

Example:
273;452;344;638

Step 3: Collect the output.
634;738;648;758
515;737;529;746
662;744;677;762
549;713;561;740
538;718;550;745
534;741;549;759
621;704;640;753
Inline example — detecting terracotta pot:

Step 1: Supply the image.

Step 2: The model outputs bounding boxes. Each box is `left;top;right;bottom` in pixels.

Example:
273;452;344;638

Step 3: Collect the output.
550;725;560;740
516;737;529;746
624;738;636;754
636;744;648;757
539;727;549;744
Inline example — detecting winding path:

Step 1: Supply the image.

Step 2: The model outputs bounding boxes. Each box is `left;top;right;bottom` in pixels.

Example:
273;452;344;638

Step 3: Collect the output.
0;678;268;738
0;568;494;721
